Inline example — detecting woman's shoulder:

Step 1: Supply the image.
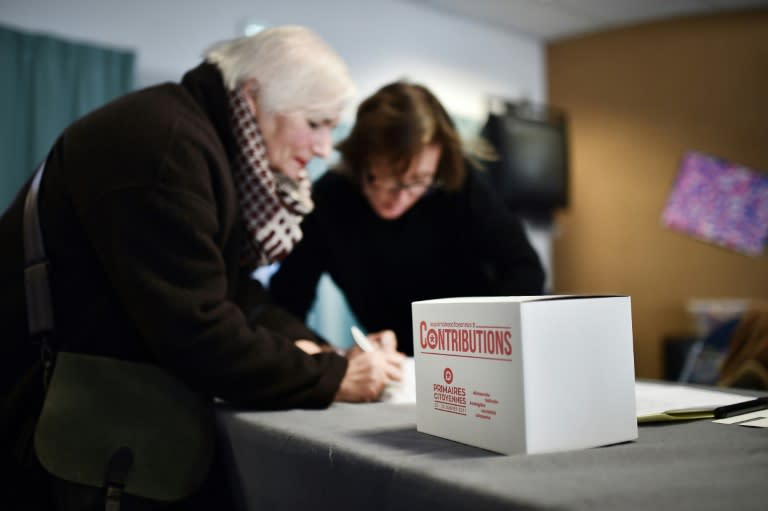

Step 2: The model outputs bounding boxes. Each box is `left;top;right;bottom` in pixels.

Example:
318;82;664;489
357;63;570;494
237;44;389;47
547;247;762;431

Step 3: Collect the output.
63;83;217;163
306;170;374;230
429;164;511;224
57;84;230;208
460;163;504;200
312;169;359;200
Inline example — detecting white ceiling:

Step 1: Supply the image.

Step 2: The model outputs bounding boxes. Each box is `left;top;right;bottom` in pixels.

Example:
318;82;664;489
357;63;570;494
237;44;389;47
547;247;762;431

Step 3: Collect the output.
401;0;768;41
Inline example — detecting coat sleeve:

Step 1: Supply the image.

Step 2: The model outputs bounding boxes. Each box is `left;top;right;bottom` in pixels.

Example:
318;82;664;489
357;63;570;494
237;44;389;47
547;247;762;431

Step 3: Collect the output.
234;269;326;344
78;152;346;410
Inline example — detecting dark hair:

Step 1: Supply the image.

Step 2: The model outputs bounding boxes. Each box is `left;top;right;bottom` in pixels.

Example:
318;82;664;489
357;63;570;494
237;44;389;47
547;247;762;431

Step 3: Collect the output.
335;81;466;191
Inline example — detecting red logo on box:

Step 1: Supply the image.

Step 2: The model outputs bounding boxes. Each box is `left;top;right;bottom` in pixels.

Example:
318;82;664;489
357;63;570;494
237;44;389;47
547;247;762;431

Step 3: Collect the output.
443;367;453;384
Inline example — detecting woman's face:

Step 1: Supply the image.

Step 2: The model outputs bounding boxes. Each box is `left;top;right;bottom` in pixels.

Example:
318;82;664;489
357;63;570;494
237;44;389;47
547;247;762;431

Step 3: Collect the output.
244;82;339;181
362;144;441;220
257;110;338;181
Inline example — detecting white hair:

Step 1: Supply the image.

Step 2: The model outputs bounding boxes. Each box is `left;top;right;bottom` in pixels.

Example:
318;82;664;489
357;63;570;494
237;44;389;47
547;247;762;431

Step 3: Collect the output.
205;25;356;115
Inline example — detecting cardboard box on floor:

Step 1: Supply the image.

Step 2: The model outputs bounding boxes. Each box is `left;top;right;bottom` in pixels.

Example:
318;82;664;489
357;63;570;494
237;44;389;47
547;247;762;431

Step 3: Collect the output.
411;295;638;455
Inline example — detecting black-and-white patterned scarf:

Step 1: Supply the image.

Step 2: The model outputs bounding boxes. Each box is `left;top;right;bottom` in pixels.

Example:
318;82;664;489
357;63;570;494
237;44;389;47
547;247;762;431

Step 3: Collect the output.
228;88;314;268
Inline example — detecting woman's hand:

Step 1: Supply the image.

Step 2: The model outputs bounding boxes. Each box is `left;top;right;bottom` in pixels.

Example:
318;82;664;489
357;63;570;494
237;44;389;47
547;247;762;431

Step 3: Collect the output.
368;329;398;352
346;329;399;359
294;339;322;355
334;350;405;402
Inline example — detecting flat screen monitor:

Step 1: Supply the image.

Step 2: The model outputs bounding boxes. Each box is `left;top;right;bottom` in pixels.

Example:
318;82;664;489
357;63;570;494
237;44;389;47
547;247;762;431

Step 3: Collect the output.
481;103;568;218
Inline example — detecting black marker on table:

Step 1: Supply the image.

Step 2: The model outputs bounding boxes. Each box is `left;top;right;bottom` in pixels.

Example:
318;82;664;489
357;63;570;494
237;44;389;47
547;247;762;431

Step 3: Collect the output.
714;396;768;419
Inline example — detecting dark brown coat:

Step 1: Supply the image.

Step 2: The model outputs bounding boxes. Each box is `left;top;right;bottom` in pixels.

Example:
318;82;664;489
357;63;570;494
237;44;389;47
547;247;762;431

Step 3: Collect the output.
0;63;346;409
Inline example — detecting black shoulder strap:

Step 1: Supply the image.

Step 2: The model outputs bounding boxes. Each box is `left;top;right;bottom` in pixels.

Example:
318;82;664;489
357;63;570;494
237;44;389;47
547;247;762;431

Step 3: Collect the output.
22;160;56;384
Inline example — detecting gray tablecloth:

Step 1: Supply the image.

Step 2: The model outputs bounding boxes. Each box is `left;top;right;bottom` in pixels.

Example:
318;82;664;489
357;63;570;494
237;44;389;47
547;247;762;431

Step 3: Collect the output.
217;402;768;511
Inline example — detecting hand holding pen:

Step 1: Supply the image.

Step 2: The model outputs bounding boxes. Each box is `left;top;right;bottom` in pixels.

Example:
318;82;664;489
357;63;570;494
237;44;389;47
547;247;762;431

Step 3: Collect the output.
351;326;398;354
335;326;404;402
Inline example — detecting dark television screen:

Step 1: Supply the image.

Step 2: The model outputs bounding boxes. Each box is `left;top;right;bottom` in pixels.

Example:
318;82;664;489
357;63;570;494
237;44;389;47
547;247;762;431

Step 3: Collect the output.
481;103;568;217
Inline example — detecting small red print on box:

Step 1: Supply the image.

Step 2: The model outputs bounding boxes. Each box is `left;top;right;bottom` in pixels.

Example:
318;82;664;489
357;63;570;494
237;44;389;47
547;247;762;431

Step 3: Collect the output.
443;367;453;384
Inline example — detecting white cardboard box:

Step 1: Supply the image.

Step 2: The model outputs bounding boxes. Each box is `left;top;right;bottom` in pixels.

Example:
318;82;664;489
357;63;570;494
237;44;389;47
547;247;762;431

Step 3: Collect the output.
411;295;638;455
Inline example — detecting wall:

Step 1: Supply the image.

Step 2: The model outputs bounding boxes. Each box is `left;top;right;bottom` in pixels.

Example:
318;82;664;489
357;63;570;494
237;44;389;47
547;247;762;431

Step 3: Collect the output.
547;10;768;378
1;0;545;122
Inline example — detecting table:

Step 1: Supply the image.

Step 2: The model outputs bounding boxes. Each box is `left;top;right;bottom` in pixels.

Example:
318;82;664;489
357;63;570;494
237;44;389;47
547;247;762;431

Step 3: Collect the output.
217;401;768;511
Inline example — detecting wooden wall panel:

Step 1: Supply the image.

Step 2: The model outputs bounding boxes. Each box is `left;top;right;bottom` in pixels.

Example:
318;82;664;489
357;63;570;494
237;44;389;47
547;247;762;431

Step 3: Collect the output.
547;10;768;378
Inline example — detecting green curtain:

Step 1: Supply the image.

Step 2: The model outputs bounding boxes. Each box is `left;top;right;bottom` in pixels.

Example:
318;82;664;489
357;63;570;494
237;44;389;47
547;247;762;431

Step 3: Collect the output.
0;24;135;210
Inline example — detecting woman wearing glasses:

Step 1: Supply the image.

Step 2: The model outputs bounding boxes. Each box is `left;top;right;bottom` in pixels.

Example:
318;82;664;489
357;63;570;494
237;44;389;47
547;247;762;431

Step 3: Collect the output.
269;81;545;356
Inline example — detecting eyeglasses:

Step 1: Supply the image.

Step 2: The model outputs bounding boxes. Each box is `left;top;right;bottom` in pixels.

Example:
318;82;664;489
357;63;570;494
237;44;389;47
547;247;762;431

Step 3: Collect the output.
364;171;440;196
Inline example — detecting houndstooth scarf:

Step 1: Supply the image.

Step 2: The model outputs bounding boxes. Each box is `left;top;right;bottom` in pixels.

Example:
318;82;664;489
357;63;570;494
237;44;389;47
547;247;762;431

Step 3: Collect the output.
228;88;314;269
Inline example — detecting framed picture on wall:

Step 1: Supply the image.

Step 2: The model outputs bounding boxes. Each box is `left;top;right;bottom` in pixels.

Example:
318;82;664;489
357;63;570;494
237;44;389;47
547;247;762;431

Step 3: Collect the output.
661;151;768;256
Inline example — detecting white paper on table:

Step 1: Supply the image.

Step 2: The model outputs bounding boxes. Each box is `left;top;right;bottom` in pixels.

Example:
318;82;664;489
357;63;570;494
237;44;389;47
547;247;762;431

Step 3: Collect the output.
713;409;768;428
635;381;750;417
380;357;416;404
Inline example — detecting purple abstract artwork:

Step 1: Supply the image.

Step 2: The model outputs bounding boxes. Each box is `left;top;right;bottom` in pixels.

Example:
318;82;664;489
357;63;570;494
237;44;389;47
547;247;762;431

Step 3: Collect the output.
661;151;768;256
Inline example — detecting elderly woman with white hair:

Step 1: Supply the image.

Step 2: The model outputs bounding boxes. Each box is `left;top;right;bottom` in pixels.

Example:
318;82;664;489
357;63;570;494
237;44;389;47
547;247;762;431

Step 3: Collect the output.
0;25;403;508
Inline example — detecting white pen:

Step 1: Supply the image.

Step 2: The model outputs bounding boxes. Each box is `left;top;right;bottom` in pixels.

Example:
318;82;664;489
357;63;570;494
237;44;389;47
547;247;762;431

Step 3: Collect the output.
350;326;376;353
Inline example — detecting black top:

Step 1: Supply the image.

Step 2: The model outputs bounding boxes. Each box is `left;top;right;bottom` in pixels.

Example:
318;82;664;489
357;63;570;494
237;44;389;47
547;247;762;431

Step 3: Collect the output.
0;63;346;408
270;169;545;356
